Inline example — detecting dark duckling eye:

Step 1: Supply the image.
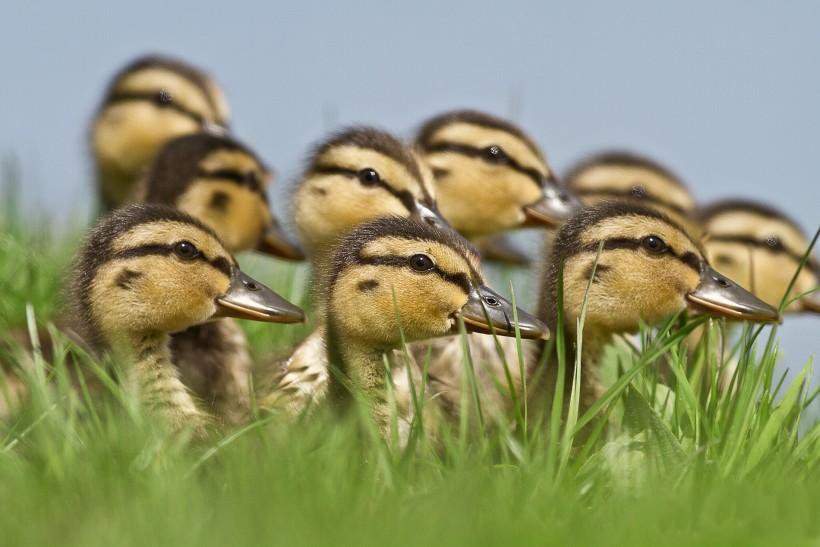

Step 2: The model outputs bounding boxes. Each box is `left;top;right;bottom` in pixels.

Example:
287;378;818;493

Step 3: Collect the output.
173;241;200;260
156;89;173;106
631;185;647;198
358;168;381;185
484;145;509;163
409;254;435;272
765;235;783;250
641;235;669;254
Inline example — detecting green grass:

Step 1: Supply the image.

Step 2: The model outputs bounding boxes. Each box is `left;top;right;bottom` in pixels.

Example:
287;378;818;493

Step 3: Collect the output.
1;183;819;546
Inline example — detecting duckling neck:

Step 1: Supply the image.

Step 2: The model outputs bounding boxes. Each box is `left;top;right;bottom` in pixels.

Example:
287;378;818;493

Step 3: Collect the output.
324;316;392;432
116;331;206;433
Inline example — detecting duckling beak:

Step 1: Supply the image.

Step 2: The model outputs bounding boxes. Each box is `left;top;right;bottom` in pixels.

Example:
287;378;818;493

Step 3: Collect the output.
214;270;305;324
412;202;461;235
475;235;531;266
686;264;780;323
452;285;550;340
523;178;583;228
257;219;306;261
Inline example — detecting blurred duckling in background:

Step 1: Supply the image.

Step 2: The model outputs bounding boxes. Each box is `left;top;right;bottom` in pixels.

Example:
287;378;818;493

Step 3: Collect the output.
265;126;468;415
135;132;304;424
698;200;819;314
290;216;546;438
415;109;581;265
564;150;698;234
66;204;303;435
533;203;780;414
91;54;230;210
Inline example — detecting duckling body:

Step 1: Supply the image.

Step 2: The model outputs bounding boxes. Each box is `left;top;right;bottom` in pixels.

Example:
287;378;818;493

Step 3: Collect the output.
273;217;546;437
531;203;779;414
408;111;583;419
67;204;303;434
135;133;302;424
264;127;465;416
91;55;230;210
698;200;819;314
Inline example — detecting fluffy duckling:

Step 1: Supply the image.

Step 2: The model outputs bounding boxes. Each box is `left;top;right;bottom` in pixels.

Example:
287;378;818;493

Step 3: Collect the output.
698;200;819;314
292;216;546;436
91;55;230;209
68;204;304;434
415;109;581;264
564;151;698;234
534;202;780;412
293;126;457;260
135;132;304;424
267;126;465;415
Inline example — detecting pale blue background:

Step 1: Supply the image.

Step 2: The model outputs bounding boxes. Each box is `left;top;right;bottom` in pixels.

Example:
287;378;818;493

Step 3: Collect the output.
1;0;817;375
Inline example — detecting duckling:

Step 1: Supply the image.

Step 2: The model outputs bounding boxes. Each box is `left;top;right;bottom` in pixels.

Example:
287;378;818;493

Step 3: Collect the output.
295;216;546;436
67;204;304;434
91;54;230;209
698;200;819;314
267;126;465;415
415;109;582;264
135;132;304;424
563;150;698;233
533;202;780;413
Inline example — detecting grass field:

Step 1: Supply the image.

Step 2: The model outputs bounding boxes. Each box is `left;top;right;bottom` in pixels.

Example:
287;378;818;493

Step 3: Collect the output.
1;180;819;546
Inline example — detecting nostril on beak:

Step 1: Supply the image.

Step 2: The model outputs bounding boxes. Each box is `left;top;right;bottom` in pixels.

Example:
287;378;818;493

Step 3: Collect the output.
484;296;499;307
425;217;438;227
244;280;260;291
713;275;730;288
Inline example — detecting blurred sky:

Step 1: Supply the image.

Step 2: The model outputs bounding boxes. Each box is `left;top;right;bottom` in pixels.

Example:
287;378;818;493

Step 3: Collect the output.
1;0;817;367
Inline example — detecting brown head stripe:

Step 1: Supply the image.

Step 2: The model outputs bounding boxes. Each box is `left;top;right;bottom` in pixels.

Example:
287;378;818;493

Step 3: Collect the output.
106;90;209;127
144;133;269;205
564;150;686;189
308;126;423;183
708;234;820;276
574;237;701;273
312;165;423;211
327;216;480;291
419;141;549;190
416;110;544;160
100;54;223;124
356;255;472;295
108;243;233;278
575;187;691;216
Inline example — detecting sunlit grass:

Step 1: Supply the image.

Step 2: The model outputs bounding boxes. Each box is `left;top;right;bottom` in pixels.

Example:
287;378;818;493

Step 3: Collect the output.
1;182;819;546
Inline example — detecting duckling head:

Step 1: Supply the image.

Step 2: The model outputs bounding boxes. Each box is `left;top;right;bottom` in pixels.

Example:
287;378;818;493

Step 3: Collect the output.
564;151;697;233
70;204;304;347
92;55;230;208
324;216;548;350
294;127;459;258
543;202;780;336
698;200;819;314
415;110;581;238
141;132;303;260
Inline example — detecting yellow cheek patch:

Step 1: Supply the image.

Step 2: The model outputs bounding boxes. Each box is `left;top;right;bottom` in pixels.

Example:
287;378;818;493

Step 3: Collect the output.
176;182;269;253
318;146;425;200
115;68;216;123
425;122;549;177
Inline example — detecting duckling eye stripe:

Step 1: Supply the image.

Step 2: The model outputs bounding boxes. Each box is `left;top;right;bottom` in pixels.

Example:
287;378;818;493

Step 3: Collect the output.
576;238;701;272
108;244;232;277
107;92;207;127
196;168;266;198
575;188;690;216
421;142;545;189
708;234;818;270
357;255;472;295
313;165;418;211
